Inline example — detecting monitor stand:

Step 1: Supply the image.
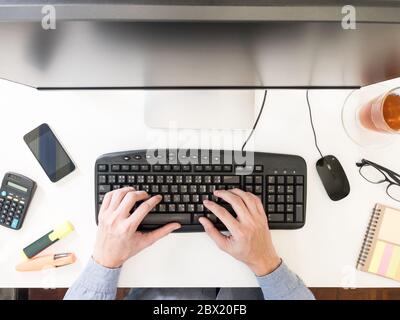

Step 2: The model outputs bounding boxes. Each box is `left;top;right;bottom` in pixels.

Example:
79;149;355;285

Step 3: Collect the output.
144;90;256;129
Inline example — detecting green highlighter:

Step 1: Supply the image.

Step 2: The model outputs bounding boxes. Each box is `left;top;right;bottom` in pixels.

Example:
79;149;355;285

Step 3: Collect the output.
22;221;74;259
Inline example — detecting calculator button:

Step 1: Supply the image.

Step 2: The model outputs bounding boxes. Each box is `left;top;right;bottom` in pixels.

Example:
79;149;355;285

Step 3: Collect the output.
11;219;19;229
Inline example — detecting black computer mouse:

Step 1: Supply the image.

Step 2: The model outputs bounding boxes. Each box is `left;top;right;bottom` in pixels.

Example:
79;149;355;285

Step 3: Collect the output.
316;155;350;201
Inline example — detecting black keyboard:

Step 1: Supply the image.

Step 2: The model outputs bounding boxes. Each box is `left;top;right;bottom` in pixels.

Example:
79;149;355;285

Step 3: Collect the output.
95;150;307;231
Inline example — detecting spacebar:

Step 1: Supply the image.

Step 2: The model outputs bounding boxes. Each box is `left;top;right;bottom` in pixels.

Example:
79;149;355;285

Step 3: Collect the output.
142;214;191;225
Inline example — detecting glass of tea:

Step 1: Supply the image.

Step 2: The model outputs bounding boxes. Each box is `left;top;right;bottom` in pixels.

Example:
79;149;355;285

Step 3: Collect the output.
358;87;400;134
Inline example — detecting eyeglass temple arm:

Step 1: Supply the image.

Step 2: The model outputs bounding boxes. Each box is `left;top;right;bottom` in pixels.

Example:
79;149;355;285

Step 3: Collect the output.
359;159;400;183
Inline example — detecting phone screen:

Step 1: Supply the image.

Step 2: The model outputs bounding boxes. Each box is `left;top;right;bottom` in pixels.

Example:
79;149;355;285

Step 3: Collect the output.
24;124;75;182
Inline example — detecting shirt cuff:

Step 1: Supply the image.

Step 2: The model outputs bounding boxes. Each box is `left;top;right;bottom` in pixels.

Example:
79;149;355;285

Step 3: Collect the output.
78;257;122;294
256;261;308;300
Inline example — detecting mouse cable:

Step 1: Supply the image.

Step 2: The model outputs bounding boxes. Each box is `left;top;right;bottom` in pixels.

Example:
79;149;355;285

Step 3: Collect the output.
241;90;268;152
306;89;324;159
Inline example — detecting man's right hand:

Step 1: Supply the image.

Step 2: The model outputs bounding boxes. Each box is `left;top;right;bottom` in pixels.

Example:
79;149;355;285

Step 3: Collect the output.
199;189;281;277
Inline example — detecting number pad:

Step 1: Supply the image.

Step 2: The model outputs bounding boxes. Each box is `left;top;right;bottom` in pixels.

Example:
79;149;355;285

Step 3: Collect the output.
266;175;304;223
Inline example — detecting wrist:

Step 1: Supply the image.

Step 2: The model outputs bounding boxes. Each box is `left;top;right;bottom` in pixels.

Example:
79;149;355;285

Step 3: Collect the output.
92;253;124;269
249;255;281;277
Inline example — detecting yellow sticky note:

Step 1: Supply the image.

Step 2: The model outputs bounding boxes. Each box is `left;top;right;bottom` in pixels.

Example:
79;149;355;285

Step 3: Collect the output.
387;245;400;279
368;241;386;274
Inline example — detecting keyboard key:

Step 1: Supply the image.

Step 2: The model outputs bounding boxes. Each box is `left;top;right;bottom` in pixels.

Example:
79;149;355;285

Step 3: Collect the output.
267;195;275;203
153;165;162;171
223;176;240;184
193;214;204;224
172;165;181;172
175;176;183;183
137;176;145;183
121;165;130;171
277;185;285;194
98;185;111;193
245;185;253;192
204;165;212;171
213;176;221;183
161;185;169;193
190;185;198;193
296;205;304;222
158;204;166;212
213;165;222;172
178;204;186;212
287;204;294;212
277;195;284;203
170;185;179;193
277;204;284;213
286;185;294;194
254;165;263;172
192;195;200;203
156;176;164;184
98;175;107;184
296;176;304;184
117;175;126;183
206;213;217;223
111;165;120;172
267;176;275;184
245;176;253;184
168;204;176;212
140;165;150;172
267;204;275;212
188;204;195;212
151;185;159;193
163;165;172;171
163;194;171;202
268;214;284;222
131;165;139;171
204;176;212;184
254;176;263;184
286;214;294;222
142;214;191;225
173;195;181;202
277;176;285;184
286;195;294;203
296;186;304;203
267;185;275;193
185;176;193;183
98;164;108;172
223;165;232;172
194;165;203;172
182;165;191;172
286;176;294;184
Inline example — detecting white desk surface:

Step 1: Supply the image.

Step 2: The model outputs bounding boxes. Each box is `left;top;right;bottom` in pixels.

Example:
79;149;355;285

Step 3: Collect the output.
1;78;400;289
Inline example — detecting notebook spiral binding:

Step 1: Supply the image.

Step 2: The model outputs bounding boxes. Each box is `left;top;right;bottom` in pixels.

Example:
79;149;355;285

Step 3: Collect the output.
356;206;382;268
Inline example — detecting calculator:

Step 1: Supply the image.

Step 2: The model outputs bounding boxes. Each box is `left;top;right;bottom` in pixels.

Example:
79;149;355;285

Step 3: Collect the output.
0;172;36;230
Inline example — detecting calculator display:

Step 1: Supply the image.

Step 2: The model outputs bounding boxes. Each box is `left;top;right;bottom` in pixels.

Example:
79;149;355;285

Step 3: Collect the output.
7;181;28;193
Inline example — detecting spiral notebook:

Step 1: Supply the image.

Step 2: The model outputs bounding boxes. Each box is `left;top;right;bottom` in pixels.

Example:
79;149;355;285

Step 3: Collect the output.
357;203;400;282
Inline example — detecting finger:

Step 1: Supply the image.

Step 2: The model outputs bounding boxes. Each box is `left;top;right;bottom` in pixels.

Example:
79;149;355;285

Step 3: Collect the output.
117;191;149;219
203;199;240;233
252;193;267;219
213;190;249;220
109;187;135;211
126;195;163;229
229;188;259;217
142;222;181;246
98;191;113;221
199;217;229;251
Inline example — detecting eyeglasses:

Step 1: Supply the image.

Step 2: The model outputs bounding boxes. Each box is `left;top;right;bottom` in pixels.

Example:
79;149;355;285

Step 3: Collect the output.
356;159;400;202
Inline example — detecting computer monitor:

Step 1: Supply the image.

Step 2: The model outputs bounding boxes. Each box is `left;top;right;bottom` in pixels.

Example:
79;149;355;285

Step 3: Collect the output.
1;1;400;127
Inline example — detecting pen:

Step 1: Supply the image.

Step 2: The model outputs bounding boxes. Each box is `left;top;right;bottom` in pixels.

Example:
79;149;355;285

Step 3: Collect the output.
16;253;76;272
21;221;74;259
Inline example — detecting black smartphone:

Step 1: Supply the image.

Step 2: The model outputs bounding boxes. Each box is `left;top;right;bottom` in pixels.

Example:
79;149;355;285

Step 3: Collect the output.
23;123;75;182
